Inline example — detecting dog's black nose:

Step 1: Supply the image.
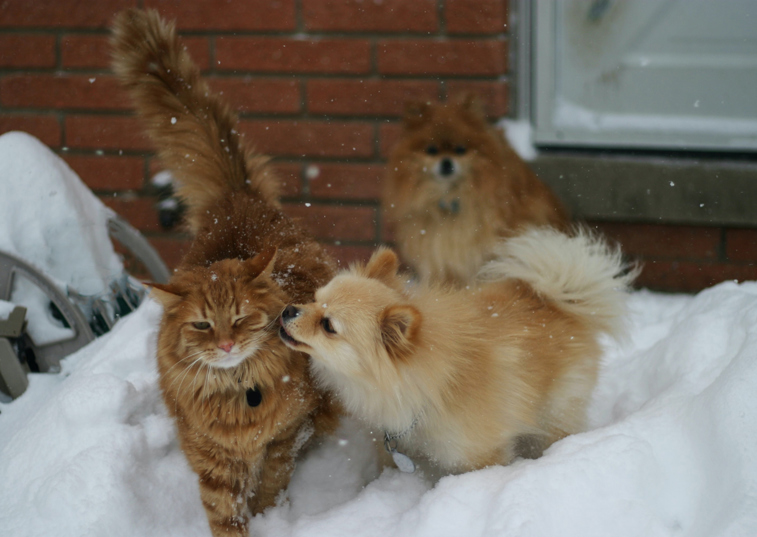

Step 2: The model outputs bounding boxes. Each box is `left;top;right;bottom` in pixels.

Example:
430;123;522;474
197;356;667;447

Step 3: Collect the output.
439;158;455;177
282;305;300;320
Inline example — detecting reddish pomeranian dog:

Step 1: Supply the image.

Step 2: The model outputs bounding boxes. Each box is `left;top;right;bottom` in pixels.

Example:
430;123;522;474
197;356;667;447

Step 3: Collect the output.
383;94;569;285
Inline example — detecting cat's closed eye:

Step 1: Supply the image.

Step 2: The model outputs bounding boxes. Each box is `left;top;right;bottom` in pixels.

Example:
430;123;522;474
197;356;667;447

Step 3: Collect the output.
234;311;268;329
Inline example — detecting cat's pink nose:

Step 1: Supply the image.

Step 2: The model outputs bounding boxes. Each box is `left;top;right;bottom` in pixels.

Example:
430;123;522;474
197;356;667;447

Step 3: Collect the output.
218;341;234;353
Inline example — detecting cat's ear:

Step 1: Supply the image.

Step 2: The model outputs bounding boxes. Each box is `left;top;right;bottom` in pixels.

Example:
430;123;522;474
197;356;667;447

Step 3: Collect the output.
147;282;183;309
403;100;431;130
245;245;278;280
363;247;400;286
380;304;422;361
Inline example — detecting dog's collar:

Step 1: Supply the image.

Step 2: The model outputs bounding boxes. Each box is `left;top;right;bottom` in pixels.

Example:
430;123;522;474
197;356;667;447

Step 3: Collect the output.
438;198;460;214
384;417;419;474
246;386;262;407
384;416;418;444
238;378;263;408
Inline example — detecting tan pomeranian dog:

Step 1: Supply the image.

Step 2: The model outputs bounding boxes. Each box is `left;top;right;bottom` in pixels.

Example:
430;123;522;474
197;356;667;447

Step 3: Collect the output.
383;94;570;286
279;227;636;475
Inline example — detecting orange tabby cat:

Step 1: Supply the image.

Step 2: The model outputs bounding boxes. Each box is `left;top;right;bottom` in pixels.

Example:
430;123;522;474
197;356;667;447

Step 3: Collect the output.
111;9;340;537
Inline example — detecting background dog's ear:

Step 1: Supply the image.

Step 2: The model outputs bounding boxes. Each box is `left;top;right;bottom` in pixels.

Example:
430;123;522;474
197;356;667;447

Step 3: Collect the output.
245;245;277;280
456;92;486;123
148;282;183;309
403;100;431;129
380;304;422;361
364;247;400;285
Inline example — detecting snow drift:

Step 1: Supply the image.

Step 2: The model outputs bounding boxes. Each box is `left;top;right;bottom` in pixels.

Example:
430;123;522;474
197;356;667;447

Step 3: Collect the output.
1;133;756;537
2;286;757;537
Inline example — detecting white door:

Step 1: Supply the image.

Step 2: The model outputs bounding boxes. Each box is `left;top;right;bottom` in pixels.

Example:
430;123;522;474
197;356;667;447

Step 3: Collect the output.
532;0;757;151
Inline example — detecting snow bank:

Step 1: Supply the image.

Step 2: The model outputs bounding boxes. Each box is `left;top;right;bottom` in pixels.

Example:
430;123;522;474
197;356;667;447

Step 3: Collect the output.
2;283;757;537
0;131;122;296
0;132;125;345
498;118;538;161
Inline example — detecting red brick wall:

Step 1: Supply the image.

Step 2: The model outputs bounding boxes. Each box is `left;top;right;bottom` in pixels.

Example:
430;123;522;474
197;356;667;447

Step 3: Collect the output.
1;0;755;293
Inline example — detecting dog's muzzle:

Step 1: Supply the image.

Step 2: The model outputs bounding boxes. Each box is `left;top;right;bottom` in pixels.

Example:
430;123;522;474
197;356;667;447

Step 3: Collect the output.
281;305;300;324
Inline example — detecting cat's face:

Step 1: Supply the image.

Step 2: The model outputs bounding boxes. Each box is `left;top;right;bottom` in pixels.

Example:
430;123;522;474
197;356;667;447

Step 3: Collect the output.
152;247;284;370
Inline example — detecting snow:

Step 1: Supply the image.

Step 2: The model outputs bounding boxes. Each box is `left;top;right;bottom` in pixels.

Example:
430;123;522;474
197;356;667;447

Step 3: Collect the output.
3;286;757;537
498;118;538;161
0;131;124;345
0;131;122;296
2;133;757;537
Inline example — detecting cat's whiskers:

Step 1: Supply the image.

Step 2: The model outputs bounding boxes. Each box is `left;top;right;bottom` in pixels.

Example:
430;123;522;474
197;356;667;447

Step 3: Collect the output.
165;350;207;394
200;362;213;411
189;354;210;407
172;353;209;413
162;349;206;380
193;361;212;414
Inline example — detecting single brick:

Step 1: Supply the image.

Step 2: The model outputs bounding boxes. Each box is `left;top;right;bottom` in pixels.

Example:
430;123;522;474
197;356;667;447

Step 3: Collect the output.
591;222;720;260
61;35;111;69
143;0;295;30
378;39;508;76
726;229;757;262
323;244;376;268
446;80;510;118
0;0;135;28
302;0;437;33
307;79;439;117
66;116;150;151
216;37;371;74
0;35;56;68
63;155;145;191
381;218;397;243
445;0;509;34
62;35;210;70
148;237;191;271
637;260;757;293
307;163;385;200
208;78;301;114
238;119;374;158
283;203;376;241
379;122;403;158
270;162;303;197
0;115;61;147
103;195;161;232
1;74;129;110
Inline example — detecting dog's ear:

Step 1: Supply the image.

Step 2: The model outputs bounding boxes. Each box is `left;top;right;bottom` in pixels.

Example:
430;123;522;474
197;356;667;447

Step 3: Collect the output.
380;304;422;361
364;247;400;285
456;92;486;123
245;245;277;280
403;100;432;129
148;282;183;309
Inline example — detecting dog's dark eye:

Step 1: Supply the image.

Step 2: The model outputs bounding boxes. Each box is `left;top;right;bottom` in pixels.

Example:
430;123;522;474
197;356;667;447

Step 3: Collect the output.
321;317;337;334
454;145;467;155
425;145;439;156
192;321;211;330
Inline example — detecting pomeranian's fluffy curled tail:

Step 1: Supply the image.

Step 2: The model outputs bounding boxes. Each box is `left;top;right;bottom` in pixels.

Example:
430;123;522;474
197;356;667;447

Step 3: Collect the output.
110;8;279;232
478;226;639;336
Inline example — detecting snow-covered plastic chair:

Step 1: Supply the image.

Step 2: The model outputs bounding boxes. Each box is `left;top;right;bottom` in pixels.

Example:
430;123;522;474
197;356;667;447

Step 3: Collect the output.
0;131;169;399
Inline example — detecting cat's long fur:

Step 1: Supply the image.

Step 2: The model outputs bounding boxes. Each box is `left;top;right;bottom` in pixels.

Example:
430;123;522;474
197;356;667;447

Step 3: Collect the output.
112;9;339;537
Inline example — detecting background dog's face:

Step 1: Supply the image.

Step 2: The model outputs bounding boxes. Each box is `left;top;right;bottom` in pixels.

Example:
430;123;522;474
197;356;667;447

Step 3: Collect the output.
279;249;421;388
393;94;501;190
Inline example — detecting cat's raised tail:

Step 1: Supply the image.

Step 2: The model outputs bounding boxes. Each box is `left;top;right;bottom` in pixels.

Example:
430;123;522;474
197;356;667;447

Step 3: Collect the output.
111;8;279;233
